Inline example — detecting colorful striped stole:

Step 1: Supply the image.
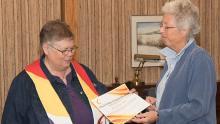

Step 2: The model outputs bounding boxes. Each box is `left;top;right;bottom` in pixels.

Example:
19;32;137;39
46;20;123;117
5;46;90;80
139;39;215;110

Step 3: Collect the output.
25;60;108;124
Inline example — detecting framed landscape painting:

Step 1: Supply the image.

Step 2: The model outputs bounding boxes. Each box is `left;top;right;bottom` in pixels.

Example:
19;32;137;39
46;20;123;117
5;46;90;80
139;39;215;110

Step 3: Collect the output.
131;16;165;67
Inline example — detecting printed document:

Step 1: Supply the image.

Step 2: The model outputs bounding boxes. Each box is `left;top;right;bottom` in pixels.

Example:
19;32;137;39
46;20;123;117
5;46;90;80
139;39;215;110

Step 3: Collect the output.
91;84;150;124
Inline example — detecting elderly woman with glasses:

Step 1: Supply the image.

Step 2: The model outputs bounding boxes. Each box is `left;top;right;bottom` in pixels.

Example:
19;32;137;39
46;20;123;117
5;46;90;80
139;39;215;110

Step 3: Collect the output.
132;0;216;124
2;20;109;124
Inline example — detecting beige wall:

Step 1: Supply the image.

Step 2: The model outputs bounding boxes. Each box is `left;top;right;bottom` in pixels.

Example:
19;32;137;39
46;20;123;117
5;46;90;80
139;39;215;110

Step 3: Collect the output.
66;0;220;86
0;0;61;120
1;0;220;120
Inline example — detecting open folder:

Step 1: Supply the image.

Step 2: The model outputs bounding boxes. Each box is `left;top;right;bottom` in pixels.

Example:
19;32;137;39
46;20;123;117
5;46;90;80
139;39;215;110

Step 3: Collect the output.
91;84;150;124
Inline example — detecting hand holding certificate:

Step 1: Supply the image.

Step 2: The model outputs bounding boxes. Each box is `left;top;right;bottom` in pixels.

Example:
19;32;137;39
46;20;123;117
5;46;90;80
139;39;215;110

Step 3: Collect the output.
92;84;150;124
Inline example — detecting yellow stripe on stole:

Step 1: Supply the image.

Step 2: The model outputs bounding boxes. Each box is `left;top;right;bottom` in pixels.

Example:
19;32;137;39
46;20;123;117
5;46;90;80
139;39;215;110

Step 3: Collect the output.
27;71;69;116
76;74;97;100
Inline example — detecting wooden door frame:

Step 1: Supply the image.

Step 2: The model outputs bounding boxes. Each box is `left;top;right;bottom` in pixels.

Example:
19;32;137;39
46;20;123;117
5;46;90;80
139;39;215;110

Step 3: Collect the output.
61;0;79;58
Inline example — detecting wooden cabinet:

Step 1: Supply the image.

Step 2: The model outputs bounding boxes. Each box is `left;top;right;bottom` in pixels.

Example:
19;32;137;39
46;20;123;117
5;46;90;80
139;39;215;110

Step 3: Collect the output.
216;83;220;124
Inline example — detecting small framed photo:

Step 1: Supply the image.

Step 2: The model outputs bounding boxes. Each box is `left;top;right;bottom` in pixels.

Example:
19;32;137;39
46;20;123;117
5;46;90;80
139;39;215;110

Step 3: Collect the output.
131;16;165;67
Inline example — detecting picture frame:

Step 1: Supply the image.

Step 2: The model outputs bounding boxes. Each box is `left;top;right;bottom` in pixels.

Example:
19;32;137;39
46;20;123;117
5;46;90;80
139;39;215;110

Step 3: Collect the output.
131;16;165;67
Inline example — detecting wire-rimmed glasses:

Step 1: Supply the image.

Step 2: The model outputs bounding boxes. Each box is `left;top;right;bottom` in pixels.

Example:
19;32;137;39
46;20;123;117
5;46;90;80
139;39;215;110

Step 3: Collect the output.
48;44;78;56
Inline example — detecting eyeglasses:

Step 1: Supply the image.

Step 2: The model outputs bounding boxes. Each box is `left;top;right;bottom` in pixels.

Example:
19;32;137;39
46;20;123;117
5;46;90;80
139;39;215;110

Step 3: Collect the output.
160;23;176;31
48;44;78;55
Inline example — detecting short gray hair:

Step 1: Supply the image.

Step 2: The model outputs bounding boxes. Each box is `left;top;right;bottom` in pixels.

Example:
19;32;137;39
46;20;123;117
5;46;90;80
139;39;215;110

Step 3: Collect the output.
40;20;74;46
162;0;200;37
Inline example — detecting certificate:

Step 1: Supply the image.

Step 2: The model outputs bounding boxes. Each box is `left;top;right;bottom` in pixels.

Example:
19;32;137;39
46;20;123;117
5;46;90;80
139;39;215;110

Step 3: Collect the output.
91;84;150;124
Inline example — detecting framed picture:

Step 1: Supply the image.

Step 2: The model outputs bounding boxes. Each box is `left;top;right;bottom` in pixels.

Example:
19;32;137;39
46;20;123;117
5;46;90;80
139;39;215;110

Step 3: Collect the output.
131;16;165;67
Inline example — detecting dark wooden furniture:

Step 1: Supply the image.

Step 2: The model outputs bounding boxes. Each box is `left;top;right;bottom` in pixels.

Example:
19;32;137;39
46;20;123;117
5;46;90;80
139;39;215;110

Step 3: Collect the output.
216;82;220;124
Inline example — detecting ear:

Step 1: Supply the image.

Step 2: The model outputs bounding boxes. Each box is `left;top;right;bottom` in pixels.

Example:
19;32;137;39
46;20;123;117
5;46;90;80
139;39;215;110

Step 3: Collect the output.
42;43;49;55
181;29;191;37
179;29;189;38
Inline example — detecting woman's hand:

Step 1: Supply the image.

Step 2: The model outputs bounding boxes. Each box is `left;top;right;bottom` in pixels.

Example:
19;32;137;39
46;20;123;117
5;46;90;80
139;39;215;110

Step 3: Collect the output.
129;88;138;95
146;96;157;111
131;111;158;124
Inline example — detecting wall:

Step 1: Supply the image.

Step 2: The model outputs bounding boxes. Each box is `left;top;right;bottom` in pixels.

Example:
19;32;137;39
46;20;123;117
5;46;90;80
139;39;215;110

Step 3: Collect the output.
0;0;220;120
64;0;220;86
0;0;61;120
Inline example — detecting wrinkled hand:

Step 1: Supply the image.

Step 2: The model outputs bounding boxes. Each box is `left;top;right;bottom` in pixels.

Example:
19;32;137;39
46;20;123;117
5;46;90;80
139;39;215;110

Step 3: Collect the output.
129;88;138;95
131;111;158;124
146;96;157;111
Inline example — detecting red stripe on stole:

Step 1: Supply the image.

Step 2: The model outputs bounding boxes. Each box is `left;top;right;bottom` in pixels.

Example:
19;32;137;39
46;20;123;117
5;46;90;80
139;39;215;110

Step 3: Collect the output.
25;60;47;79
72;60;99;95
25;59;98;95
